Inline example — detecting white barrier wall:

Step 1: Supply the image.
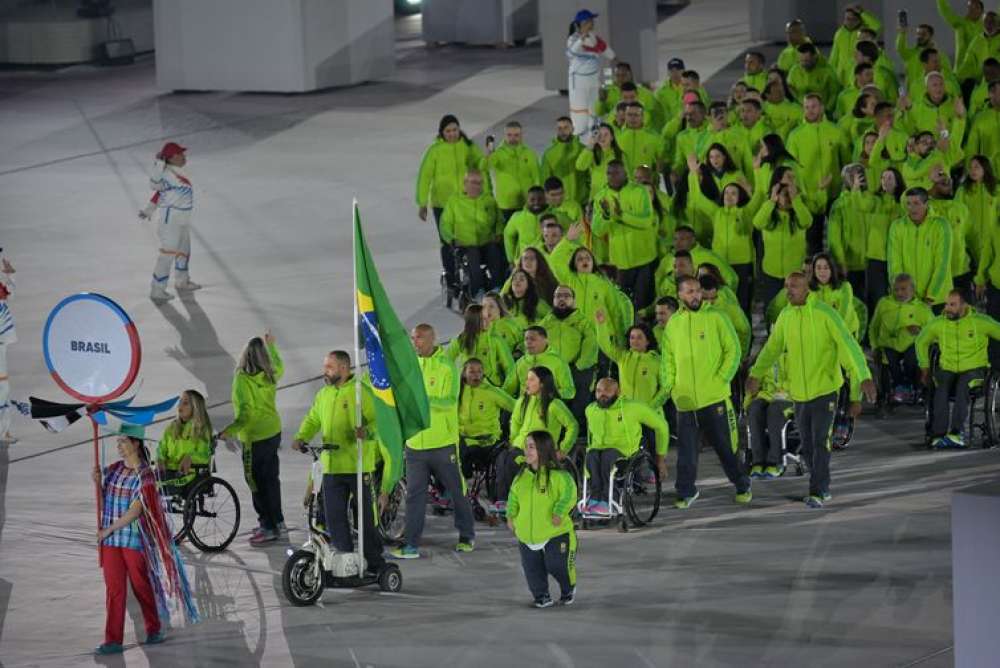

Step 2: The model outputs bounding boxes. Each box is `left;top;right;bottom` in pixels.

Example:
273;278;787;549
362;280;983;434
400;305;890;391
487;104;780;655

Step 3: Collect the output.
952;483;1000;667
154;0;394;92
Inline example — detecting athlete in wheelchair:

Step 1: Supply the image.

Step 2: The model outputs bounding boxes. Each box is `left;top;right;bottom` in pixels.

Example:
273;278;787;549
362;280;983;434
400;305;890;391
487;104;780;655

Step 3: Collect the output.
745;354;797;479
869;274;933;409
578;378;667;529
457;358;515;520
157;389;240;552
916;289;1000;449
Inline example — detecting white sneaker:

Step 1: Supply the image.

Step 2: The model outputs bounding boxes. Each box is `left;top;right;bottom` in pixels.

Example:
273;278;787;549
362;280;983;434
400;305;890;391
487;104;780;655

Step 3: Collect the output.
150;287;175;303
176;280;202;291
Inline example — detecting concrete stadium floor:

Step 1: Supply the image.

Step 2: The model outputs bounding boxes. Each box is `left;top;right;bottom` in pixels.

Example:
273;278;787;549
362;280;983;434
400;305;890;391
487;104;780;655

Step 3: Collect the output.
0;2;991;666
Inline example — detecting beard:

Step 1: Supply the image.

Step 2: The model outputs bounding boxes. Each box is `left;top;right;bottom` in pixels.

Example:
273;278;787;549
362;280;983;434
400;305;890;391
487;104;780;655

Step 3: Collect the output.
324;374;341;386
596;396;616;408
551;306;575;319
684;300;701;311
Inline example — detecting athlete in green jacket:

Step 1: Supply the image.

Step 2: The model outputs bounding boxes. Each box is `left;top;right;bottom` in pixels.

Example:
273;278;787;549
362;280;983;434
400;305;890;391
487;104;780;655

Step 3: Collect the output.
503;187;548;263
748;273;875;508
439;173;504;248
541;117;588;206
887;188;954;307
595;310;667;408
917;290;1000;447
506;430;577;607
457;359;514;484
964;84;1000;171
156;389;212;488
660;276;748;508
504;325;576;400
870;274;934;399
829;5;882;86
786;95;852;198
937;0;984;73
484;122;541;214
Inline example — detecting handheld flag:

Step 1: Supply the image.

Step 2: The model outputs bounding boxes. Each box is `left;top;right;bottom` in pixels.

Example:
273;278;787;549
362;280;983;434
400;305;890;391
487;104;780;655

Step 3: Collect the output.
354;204;430;485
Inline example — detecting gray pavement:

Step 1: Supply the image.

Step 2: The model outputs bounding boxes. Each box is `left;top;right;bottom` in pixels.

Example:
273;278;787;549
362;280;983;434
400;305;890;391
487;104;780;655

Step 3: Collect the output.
0;2;988;666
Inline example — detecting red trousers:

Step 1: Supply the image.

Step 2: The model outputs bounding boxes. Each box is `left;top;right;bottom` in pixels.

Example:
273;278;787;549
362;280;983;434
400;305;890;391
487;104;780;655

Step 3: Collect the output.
101;545;161;645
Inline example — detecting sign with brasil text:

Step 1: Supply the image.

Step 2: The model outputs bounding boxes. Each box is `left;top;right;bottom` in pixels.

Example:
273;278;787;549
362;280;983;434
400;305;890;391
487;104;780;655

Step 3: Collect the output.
42;293;141;403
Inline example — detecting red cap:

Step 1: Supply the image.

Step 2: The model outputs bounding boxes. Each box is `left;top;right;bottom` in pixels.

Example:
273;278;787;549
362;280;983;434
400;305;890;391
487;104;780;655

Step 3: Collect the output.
682;91;700;105
158;142;186;160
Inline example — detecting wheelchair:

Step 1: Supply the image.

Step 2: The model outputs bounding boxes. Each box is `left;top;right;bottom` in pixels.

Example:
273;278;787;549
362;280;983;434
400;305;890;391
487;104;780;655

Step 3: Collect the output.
441;245;496;314
459;437;506;525
576;448;662;532
830;381;855;450
160;444;241;552
922;368;1000;449
741;403;805;478
871;348;922;417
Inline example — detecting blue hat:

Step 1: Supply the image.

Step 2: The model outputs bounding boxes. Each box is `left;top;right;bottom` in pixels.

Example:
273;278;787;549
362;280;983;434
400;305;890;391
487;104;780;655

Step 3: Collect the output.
114;423;147;440
574;9;598;23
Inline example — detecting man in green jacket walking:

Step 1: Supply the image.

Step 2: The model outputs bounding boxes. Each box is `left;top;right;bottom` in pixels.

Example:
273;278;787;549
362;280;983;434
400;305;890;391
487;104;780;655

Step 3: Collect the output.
440;169;506;298
748;273;876;508
485;121;541;222
392;325;475;559
887;187;954;310
541;117;588;206
660;276;749;509
291;351;386;572
591;160;658;309
541;285;597;426
917;290;1000;448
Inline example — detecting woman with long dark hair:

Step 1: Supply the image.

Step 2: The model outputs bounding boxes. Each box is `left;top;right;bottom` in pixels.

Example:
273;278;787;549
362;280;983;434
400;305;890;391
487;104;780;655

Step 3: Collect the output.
810;252;861;338
959;156;998;263
415;114;487;289
753;174;813;309
504;247;559;306
686;144;746;245
502;269;550;329
221;331;285;545
575;124;622;196
495;367;578;513
482;290;523;354
445;303;515;388
866;167;906;310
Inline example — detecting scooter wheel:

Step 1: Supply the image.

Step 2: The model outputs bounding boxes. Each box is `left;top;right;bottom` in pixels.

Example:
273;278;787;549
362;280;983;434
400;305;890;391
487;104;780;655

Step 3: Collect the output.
378;564;403;593
282;549;324;606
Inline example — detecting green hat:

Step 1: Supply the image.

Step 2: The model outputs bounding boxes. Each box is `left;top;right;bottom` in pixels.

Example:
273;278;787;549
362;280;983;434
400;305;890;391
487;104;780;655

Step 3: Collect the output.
115;423;147;440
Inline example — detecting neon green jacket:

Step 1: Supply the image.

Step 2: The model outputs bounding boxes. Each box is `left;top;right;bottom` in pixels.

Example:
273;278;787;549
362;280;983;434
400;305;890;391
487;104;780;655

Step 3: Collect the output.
539;309;598;370
416;138;486;209
901;146;965;191
686;172;756;266
486;316;523;354
899;94;966;140
965;107;1000;173
917;309;1000;372
786;119;851;197
596;318;667;408
503;208;543;262
669;123;712;175
509;394;579;453
485;142;540;210
976;218;1000;289
444;330;515;389
440;191;503;247
659;305;741;411
294;376;383;476
655;245;740;290
504;347;576;400
887;215;954;305
957;30;1000;81
548;200;584;232
157;421;212;470
617;127;664;175
223;342;283;444
590;182;657;269
963;183;1000;263
507;466;576;545
937;0;982;70
753;197;813;279
828;189;877;271
870;295;935;353
751;299;871;403
709;297;751;359
930;198;973;278
866;191;904;261
555;270;630;346
406;348;460;451
541;137;588;205
585;397;670;457
458;381;514;445
708;125;754;179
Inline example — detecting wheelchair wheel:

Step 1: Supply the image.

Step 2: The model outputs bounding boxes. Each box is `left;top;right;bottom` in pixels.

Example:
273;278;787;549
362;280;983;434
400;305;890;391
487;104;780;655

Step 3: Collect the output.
380;477;406;545
987;376;1000;448
184;475;241;553
165;493;189;544
623;451;661;527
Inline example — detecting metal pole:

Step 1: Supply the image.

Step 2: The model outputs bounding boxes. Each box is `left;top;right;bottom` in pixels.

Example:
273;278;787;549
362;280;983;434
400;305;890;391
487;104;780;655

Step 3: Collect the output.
352;199;365;577
93;416;103;566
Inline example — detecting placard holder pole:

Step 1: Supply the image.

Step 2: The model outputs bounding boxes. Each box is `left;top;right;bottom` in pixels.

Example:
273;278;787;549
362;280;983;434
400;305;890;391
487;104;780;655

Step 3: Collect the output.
92;415;103;567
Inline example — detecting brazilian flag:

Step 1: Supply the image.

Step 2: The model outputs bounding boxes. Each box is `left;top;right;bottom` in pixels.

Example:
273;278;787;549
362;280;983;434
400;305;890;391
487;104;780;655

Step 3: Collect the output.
354;204;430;485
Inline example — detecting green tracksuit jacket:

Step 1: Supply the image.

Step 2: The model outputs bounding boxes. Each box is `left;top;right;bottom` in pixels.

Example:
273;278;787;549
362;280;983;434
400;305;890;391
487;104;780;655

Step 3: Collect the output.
786;119;851;197
416;138;487;209
585;397;670;457
870;296;935;353
509;394;579;453
828;189;876;272
406;348;460;450
750;299;871;403
440;191;504;247
504;347;576;400
223;342;284;444
294;376;382;475
444;330;516;390
887;215;954;305
541;137;588;205
659;305;742;411
485;142;541;210
504;208;543;262
539;309;598;370
916;309;1000;372
753;197;813;279
590;182;657;269
458;381;515;445
596;319;668;408
507;466;576;545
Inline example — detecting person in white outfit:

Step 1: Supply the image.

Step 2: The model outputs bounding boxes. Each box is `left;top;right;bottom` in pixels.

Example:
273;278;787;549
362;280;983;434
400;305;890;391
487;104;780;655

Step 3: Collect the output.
565;9;615;138
139;142;200;302
0;252;16;443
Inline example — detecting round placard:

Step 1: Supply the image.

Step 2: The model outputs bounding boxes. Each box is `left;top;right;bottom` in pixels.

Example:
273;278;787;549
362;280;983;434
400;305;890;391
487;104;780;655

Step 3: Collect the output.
42;293;141;403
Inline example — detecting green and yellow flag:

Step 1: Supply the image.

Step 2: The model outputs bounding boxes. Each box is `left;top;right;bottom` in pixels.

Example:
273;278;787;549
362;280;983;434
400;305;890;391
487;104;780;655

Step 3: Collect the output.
354;203;429;485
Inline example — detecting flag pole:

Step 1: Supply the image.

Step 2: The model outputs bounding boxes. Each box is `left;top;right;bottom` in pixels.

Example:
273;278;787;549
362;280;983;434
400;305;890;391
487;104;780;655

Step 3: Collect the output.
352;198;366;578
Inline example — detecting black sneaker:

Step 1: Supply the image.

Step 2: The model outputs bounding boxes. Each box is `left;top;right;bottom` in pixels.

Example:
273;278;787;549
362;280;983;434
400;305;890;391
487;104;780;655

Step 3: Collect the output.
533;594;554;609
559;588;576;606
